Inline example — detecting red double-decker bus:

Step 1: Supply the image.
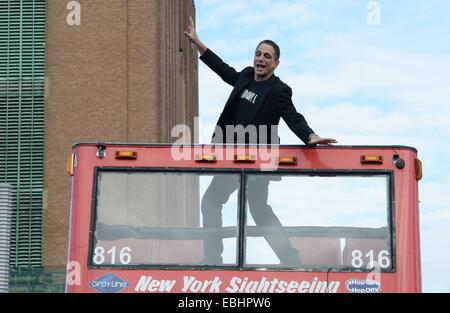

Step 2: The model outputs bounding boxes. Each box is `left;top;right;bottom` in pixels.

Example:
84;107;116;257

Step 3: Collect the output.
65;143;422;293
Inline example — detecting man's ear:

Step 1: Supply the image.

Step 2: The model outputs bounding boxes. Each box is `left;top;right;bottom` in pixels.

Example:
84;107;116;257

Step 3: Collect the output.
275;59;280;69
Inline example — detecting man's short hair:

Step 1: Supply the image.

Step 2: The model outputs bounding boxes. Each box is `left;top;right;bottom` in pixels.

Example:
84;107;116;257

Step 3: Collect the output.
257;40;280;61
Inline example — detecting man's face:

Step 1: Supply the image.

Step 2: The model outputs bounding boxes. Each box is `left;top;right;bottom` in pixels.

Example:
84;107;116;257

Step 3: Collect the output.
253;43;279;81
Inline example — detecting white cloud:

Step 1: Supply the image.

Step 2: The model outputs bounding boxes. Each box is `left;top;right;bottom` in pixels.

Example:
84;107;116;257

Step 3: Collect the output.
197;1;251;32
420;206;450;292
231;2;312;29
198;66;231;121
286;34;450;112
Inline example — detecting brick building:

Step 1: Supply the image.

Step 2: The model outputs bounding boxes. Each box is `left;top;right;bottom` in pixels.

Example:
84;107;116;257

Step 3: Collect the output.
0;0;198;288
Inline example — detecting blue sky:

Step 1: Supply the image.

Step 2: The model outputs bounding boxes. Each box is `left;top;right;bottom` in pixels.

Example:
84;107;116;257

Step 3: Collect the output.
194;0;450;292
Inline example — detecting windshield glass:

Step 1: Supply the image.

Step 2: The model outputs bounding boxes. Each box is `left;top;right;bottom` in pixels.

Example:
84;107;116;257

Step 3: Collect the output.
92;171;240;266
244;174;391;270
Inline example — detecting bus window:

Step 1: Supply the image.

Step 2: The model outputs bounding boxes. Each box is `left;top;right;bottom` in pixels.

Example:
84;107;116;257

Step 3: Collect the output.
244;174;392;270
91;171;240;267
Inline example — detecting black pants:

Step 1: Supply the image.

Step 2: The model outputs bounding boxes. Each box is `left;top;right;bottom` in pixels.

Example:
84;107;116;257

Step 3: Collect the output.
201;175;302;265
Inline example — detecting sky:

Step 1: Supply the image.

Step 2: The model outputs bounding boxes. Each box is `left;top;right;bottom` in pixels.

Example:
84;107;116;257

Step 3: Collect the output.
193;0;450;292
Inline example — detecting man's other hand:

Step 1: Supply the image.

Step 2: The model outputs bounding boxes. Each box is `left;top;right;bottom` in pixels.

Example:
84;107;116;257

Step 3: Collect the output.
308;134;338;146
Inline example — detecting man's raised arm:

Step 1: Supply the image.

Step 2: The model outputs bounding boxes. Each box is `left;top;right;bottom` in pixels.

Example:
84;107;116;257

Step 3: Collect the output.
184;16;240;86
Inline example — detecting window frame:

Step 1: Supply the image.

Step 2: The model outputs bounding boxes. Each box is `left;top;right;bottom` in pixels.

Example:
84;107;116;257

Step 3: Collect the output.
242;169;396;273
88;167;244;270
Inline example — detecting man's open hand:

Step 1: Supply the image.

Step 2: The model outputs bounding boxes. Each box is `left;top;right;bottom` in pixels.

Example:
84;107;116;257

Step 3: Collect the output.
308;134;338;146
184;16;199;42
184;16;207;55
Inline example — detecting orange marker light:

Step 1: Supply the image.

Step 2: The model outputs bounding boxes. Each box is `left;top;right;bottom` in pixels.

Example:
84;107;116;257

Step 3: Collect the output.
415;158;423;181
115;151;138;160
361;155;383;165
195;154;217;163
67;154;74;176
277;156;297;166
234;154;256;163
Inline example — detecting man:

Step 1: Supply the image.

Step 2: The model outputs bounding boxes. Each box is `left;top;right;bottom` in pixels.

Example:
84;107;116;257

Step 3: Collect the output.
185;17;337;266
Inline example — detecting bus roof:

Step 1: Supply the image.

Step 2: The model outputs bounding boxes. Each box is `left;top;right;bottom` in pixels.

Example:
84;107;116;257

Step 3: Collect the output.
72;142;418;153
